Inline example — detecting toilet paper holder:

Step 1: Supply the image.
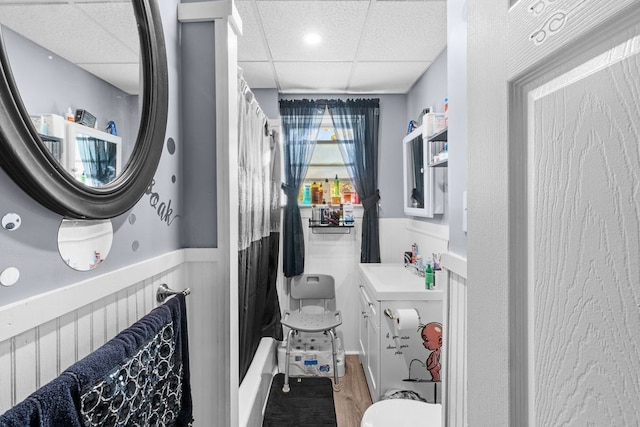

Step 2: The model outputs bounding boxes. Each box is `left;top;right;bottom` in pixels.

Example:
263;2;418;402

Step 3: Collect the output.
384;307;422;323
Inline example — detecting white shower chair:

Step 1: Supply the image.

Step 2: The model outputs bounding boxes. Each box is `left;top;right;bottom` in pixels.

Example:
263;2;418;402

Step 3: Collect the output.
280;274;342;392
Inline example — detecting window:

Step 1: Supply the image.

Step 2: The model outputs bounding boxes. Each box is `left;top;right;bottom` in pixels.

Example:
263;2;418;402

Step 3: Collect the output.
298;112;356;205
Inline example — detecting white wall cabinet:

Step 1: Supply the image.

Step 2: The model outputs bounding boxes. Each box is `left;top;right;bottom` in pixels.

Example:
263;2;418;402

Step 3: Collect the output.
358;263;444;404
402;115;446;218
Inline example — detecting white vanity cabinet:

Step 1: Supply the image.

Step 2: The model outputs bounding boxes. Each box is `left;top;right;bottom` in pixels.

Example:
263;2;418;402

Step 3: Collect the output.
358;281;380;397
358;263;445;404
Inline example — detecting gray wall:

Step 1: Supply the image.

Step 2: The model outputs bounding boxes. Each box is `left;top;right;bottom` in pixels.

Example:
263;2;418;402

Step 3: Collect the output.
252;88;279;119
272;93;408;218
0;0;182;306
180;20;218;248
406;48;448;124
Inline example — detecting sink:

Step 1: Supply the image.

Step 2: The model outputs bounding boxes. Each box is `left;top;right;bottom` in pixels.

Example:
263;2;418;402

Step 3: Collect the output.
358;263;443;301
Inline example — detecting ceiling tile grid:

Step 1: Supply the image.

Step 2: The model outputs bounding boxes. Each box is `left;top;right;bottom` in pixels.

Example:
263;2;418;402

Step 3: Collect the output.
0;2;140;94
237;0;447;94
257;1;369;62
236;1;271;62
356;1;446;62
76;2;139;56
0;0;448;95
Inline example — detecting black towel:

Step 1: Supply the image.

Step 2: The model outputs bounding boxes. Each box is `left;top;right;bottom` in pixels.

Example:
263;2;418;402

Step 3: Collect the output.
0;293;193;426
0;373;82;427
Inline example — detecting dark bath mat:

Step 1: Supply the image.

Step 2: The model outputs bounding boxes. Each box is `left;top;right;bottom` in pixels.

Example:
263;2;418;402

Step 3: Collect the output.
263;373;337;427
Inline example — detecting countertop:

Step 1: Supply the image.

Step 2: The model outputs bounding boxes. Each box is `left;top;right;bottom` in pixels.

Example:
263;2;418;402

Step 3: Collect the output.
358;263;444;301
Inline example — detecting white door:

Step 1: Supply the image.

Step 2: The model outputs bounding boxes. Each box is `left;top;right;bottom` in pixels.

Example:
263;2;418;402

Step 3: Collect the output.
468;1;640;426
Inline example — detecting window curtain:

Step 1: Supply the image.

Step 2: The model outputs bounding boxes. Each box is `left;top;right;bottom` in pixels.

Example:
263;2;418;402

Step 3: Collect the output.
279;99;325;277
328;99;381;263
238;71;283;382
77;136;117;186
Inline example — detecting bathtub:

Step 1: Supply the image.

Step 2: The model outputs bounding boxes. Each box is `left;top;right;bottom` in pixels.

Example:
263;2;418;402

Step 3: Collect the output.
239;337;278;427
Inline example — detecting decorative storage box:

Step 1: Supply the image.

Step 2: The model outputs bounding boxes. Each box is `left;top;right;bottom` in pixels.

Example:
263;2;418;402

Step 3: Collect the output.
277;331;345;378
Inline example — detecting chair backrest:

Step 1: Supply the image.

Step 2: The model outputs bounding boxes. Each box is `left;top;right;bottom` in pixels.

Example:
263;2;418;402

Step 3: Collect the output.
289;274;336;313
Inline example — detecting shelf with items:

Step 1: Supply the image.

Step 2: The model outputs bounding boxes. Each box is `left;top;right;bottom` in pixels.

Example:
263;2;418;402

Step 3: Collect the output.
308;219;354;234
427;127;447;142
429;158;448;167
427;127;448;168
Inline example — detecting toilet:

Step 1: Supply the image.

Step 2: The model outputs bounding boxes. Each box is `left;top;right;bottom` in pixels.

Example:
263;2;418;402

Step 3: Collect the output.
360;399;441;427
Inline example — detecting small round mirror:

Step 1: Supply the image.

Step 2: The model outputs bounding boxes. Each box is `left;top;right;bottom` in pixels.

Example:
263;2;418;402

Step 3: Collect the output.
0;267;20;287
57;219;113;271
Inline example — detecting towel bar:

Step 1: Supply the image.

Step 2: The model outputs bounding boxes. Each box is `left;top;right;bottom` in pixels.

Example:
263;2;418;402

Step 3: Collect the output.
156;283;191;303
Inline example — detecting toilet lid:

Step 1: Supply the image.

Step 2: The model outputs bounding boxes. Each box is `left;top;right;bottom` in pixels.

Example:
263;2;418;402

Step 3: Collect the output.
361;400;441;427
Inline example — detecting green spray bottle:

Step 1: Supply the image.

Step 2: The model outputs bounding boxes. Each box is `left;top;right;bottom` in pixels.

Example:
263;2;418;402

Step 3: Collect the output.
425;263;434;290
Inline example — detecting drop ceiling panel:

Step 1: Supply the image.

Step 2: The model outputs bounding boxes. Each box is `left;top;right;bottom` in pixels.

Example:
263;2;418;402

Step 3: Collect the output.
357;1;446;62
76;2;139;55
236;1;271;61
239;62;278;88
257;1;369;62
349;61;430;93
0;0;447;95
275;62;352;93
0;4;138;65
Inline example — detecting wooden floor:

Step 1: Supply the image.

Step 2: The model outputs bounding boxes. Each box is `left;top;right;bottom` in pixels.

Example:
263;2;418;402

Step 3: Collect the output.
332;355;373;427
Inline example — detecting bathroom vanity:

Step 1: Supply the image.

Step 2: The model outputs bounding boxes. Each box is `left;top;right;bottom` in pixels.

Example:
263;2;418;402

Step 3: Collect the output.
358;263;445;403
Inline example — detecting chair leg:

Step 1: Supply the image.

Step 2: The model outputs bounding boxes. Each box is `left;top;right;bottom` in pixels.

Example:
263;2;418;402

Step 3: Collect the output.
328;329;339;386
282;328;295;393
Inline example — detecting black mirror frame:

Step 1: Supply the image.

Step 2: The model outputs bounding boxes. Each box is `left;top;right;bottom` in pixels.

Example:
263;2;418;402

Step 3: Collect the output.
0;0;168;219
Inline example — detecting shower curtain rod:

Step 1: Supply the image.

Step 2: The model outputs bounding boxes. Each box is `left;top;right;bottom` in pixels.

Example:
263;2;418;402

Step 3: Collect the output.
156;283;191;303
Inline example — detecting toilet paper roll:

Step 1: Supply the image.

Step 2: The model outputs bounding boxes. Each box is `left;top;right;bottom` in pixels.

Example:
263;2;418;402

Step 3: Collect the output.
393;308;420;333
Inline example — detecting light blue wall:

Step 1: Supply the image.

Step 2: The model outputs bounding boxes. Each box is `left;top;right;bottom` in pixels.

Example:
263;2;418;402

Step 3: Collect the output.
0;0;183;306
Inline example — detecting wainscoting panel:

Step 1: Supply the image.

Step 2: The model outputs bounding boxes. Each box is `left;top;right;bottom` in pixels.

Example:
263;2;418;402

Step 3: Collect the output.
0;249;222;426
184;254;225;427
442;253;468;427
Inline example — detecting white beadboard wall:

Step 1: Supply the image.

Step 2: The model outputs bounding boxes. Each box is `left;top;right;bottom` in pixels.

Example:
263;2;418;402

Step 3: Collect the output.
294;211;451;354
0;248;224;427
0;223;468;427
441;252;467;427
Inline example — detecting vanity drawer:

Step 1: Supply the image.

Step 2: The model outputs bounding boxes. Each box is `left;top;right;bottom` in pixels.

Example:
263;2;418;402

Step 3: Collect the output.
359;283;380;327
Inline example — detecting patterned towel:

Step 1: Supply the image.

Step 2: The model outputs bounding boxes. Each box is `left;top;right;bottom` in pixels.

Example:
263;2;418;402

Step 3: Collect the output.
0;293;193;427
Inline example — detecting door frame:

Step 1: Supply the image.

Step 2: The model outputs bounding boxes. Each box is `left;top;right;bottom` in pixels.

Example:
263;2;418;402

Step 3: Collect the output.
467;1;640;425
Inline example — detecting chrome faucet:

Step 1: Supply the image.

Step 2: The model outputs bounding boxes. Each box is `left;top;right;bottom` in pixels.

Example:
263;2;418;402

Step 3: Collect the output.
404;262;425;277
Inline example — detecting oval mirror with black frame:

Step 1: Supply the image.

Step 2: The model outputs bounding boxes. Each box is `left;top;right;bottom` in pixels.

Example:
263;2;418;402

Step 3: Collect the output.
0;0;168;219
